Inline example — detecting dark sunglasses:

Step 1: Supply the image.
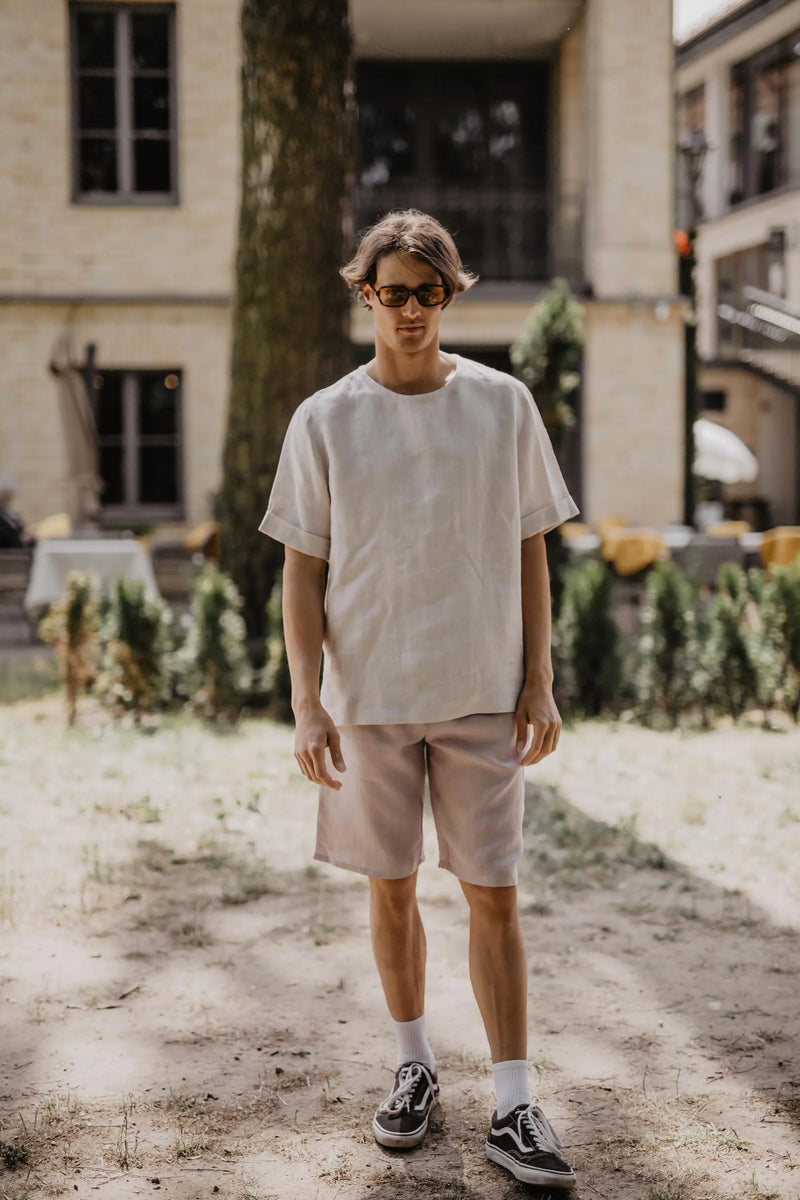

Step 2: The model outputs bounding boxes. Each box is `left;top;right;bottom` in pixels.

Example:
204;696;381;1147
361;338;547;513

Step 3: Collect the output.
373;284;448;308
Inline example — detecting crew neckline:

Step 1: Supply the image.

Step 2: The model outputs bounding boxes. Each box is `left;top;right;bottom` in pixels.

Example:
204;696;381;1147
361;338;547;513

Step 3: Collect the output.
357;353;461;398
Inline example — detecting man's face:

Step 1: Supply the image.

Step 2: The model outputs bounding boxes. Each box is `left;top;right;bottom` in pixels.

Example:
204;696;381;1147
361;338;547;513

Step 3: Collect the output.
362;252;447;357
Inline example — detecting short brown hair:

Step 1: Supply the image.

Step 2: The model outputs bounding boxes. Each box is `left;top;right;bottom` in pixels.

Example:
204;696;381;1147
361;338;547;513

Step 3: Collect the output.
340;209;478;308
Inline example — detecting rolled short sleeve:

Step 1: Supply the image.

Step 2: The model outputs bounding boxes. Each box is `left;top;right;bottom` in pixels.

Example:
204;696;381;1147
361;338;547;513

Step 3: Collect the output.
516;384;579;539
258;406;331;560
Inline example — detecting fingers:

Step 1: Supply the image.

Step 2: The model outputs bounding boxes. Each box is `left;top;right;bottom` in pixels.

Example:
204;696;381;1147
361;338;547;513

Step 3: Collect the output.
519;719;561;767
514;711;530;757
295;735;346;790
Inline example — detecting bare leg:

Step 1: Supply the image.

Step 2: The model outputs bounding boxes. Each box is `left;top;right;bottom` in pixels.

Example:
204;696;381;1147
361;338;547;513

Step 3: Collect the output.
369;870;426;1021
460;881;527;1063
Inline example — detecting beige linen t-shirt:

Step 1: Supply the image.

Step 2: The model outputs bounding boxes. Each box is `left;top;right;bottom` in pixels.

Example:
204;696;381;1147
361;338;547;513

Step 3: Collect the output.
259;354;578;725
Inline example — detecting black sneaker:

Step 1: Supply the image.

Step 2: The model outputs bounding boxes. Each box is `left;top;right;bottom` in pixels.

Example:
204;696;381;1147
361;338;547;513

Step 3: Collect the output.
486;1102;576;1188
372;1061;439;1149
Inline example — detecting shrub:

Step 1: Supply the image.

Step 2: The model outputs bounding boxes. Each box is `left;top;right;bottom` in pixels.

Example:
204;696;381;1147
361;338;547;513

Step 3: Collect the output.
96;577;174;717
264;572;293;721
179;567;250;718
510;278;583;455
635;561;700;726
698;564;762;721
761;560;800;721
556;560;620;717
39;571;100;726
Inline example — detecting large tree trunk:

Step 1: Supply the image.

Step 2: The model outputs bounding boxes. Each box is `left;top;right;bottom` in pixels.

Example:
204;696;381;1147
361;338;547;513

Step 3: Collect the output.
220;0;352;640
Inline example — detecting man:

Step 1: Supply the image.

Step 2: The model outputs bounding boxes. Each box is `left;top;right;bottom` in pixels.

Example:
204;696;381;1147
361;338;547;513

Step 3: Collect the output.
259;210;579;1188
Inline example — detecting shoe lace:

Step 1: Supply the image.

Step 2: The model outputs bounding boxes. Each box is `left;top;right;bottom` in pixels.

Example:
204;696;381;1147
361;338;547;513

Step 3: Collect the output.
519;1104;563;1153
378;1063;426;1115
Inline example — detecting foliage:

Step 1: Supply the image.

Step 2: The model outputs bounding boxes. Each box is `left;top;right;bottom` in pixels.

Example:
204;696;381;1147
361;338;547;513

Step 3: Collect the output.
96;577;175;717
635;562;701;725
178;567;250;718
698;564;762;722
761;559;800;720
264;571;293;720
510;277;584;455
556;560;620;717
39;571;100;726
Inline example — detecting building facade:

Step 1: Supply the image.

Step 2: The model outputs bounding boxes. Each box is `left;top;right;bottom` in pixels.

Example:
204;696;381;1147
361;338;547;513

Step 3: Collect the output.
0;0;682;539
676;0;800;527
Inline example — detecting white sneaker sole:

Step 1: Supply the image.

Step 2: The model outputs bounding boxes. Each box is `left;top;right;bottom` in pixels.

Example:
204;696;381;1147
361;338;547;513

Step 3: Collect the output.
372;1112;430;1149
485;1141;577;1188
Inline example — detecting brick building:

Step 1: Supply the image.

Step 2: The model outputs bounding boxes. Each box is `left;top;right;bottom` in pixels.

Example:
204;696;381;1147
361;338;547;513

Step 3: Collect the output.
0;0;683;538
676;0;800;526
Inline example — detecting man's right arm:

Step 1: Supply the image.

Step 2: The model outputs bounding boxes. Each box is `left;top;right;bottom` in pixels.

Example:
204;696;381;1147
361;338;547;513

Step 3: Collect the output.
282;545;346;789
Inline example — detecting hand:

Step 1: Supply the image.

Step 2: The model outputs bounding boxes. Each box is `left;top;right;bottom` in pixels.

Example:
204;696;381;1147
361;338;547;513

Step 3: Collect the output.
294;701;347;789
514;684;562;766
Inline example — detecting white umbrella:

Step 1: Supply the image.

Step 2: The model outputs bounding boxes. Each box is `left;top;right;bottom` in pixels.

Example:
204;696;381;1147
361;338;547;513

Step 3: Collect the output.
693;418;758;484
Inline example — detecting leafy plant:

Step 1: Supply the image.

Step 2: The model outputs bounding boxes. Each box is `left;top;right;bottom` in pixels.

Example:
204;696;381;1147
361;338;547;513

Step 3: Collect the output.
264;571;293;721
96;577;174;717
510;277;584;455
635;562;701;726
39;571;100;725
556;560;620;717
761;560;800;720
178;567;250;718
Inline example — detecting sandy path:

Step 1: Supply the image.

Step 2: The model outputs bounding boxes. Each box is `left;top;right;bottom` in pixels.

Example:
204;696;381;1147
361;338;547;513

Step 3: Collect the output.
0;697;798;1199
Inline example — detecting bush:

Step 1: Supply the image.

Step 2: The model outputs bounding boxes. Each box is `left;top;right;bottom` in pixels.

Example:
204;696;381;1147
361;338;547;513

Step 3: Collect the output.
96;577;174;717
178;567;250;718
264;571;293;720
635;561;701;726
761;560;800;721
39;571;100;726
556;560;620;717
698;564;762;722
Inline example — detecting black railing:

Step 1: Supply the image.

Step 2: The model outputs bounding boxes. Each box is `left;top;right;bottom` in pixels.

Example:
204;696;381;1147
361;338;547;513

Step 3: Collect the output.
352;185;584;286
717;284;800;390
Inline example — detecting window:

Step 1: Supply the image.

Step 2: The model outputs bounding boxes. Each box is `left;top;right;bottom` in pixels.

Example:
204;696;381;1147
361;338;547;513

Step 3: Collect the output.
729;30;800;205
355;61;550;281
702;390;727;412
93;370;183;519
70;4;177;203
676;85;706;226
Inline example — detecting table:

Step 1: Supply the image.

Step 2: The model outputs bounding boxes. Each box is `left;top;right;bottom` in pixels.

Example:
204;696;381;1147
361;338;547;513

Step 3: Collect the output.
24;539;160;610
760;527;800;569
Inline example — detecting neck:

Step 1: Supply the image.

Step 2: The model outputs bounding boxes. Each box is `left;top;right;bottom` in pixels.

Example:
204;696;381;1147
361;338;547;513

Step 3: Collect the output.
367;339;454;396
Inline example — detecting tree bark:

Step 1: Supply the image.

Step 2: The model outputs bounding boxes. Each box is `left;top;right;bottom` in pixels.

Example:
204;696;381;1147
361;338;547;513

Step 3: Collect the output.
220;0;352;639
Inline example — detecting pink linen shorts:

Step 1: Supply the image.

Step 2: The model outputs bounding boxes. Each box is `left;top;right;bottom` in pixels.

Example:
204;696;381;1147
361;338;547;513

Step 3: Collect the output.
315;712;525;887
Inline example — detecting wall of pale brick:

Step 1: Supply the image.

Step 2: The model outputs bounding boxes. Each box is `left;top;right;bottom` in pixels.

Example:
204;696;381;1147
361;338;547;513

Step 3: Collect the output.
0;304;230;529
0;0;239;296
584;0;677;300
582;300;686;526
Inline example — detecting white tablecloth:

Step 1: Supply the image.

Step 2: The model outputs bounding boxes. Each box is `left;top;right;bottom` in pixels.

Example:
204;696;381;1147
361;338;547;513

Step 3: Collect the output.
24;539;160;610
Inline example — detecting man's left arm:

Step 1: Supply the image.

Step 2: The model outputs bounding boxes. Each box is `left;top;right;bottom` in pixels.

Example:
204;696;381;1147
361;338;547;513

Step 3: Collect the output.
514;532;561;765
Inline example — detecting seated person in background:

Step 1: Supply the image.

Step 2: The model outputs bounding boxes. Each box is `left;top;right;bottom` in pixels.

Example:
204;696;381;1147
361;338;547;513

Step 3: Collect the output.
0;480;35;549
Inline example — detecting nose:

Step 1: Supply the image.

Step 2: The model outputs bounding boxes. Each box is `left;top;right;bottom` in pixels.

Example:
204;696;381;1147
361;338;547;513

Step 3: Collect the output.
401;294;422;317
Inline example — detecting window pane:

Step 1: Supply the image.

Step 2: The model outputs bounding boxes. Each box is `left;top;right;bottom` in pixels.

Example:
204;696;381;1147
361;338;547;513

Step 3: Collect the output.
133;77;170;131
96;374;123;436
76;11;116;69
100;444;124;505
359;101;416;186
139;446;177;504
79;137;118;192
131;12;169;70
752;64;781;194
436;106;485;182
134;138;171;192
79;75;116;131
139;375;177;435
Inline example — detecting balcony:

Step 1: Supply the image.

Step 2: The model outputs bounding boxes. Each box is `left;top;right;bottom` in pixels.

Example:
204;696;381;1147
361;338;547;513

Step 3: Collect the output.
352;184;583;285
716;285;800;391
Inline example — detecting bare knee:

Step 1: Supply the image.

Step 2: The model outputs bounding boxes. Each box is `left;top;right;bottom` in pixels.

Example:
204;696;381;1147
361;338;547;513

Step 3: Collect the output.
461;881;519;928
370;871;419;925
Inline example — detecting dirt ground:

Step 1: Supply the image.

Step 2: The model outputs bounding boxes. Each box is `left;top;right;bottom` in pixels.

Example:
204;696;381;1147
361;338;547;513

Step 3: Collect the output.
0;690;799;1200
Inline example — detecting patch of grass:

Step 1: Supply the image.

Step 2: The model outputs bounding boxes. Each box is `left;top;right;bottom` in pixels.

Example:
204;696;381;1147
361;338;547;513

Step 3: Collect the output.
113;1097;143;1170
648;1183;689;1200
173;1125;213;1158
120;794;163;824
220;864;274;906
0;1138;30;1169
522;784;672;887
0;654;60;705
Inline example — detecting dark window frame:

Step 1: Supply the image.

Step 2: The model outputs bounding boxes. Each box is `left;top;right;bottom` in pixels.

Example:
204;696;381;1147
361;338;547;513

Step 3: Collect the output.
69;2;179;205
93;368;185;522
728;29;800;207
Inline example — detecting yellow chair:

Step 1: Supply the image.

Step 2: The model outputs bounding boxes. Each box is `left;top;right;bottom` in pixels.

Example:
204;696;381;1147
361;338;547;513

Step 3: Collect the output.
707;520;751;538
33;512;72;539
760;527;800;568
184;520;221;563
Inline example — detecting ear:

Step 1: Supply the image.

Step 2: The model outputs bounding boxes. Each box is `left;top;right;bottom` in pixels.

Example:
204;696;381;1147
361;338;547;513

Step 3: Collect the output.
361;282;373;309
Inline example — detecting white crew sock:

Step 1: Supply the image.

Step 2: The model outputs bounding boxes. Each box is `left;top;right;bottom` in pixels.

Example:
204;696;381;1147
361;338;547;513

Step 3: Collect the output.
492;1059;532;1119
392;1015;436;1072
